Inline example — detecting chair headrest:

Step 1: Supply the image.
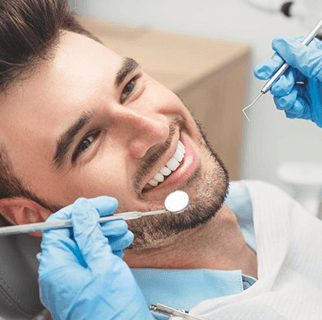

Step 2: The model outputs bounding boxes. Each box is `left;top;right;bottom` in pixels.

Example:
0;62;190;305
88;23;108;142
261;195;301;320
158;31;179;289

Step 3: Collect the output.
0;215;44;319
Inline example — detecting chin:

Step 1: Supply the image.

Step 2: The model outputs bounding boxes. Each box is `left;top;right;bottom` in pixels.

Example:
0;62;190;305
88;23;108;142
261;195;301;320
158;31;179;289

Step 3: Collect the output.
127;153;229;250
127;116;229;250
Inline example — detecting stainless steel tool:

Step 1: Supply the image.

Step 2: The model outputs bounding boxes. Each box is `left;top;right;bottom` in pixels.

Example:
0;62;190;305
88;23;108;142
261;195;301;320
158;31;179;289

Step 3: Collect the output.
243;18;322;120
0;190;189;236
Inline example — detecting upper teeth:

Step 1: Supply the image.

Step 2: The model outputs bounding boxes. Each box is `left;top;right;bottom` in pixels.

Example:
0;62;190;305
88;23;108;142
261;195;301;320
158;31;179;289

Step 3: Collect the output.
148;140;185;187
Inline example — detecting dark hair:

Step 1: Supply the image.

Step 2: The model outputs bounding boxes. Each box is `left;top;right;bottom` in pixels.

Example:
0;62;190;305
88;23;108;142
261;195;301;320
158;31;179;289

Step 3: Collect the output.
0;0;99;92
0;0;99;209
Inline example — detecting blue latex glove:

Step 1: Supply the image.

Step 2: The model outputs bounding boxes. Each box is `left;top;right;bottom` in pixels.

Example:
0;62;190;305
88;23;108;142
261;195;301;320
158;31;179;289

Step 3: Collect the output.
254;36;322;127
38;197;155;320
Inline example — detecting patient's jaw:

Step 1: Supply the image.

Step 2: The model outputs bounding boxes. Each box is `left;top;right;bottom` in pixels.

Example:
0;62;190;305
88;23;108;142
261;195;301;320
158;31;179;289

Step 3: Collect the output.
0;31;229;251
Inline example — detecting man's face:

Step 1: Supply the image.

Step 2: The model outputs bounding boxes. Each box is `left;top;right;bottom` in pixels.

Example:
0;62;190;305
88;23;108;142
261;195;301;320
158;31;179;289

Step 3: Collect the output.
0;31;228;248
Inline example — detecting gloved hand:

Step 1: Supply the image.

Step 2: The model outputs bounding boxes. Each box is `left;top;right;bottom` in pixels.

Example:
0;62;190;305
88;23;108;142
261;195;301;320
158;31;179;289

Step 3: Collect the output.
38;197;155;320
254;36;322;127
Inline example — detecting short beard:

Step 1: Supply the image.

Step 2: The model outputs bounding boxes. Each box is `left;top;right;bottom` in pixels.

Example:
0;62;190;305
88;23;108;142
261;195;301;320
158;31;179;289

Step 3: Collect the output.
126;120;229;250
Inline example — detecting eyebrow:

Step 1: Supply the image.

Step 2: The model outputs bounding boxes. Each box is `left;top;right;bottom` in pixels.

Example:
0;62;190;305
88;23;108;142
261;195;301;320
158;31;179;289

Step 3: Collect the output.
53;112;93;170
115;57;140;88
52;58;139;170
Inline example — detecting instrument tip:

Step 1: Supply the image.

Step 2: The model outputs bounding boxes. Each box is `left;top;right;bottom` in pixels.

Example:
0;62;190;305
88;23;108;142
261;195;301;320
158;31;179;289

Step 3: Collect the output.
242;92;264;121
242;108;250;121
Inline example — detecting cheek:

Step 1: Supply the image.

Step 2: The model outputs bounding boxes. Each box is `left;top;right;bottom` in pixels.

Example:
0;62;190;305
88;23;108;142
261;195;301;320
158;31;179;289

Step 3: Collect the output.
71;158;132;205
28;156;131;208
151;83;200;137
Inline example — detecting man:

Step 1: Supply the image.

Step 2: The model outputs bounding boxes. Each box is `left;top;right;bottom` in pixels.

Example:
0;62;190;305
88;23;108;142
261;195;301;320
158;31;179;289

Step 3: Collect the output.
0;1;321;319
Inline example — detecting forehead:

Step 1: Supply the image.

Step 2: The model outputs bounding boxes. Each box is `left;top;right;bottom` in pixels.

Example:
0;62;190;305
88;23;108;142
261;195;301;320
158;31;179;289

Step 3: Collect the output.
0;31;123;126
51;31;123;94
1;31;122;112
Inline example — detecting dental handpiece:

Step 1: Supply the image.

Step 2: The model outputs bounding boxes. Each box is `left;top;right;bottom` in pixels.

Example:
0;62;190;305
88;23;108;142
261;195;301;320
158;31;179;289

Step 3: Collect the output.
243;17;322;120
0;190;190;237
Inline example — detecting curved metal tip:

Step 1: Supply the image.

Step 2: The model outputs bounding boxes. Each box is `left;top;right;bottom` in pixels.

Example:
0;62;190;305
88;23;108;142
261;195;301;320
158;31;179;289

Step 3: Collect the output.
242;92;263;121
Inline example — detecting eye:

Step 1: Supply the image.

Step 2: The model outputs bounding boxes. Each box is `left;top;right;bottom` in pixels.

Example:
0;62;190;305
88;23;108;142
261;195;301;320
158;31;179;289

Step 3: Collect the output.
121;77;137;103
72;132;99;162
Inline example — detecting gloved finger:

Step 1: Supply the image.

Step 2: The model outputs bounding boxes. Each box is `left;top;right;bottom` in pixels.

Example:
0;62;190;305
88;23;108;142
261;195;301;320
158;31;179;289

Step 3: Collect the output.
87;196;118;217
308;78;322;127
71;198;114;267
254;53;284;80
85;196;132;245
100;218;129;238
284;99;307;118
273;88;297;110
113;249;125;259
272;36;322;81
87;196;131;239
285;110;298;119
108;230;134;251
270;68;295;96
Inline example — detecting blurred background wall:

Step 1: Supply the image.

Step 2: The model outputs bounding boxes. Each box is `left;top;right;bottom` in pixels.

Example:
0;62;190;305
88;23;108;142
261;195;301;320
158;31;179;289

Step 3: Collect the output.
72;0;322;210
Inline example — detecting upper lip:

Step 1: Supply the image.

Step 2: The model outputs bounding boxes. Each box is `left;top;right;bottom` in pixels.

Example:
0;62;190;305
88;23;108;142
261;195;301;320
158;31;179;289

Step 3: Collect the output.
140;131;180;194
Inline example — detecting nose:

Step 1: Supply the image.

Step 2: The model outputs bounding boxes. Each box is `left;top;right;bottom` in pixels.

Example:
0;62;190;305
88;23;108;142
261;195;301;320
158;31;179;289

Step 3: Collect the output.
115;109;169;159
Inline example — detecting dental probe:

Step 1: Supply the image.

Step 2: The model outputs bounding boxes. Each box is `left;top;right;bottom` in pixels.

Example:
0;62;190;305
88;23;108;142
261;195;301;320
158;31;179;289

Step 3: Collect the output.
242;17;322;121
0;190;189;237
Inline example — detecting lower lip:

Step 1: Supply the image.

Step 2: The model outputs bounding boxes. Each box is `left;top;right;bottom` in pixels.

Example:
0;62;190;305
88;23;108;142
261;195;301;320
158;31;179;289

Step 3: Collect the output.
144;134;199;194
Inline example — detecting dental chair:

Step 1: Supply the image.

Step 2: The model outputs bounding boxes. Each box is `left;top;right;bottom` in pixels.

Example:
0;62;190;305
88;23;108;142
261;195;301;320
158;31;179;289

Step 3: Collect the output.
0;214;47;319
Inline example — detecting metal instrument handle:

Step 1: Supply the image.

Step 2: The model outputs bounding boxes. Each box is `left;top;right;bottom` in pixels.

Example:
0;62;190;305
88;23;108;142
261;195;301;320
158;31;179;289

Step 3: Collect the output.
0;209;167;236
261;18;322;93
149;304;204;320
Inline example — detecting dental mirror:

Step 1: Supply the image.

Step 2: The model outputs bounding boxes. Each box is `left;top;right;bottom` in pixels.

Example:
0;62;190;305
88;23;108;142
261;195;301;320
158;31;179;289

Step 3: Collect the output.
164;190;190;213
0;190;190;236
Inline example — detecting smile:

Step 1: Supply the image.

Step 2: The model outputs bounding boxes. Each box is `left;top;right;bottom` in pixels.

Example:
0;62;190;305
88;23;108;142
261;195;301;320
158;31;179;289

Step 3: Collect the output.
143;140;186;191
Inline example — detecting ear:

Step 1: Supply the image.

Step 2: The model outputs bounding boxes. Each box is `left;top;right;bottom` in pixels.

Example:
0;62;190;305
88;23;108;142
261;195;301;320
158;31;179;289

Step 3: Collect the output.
0;197;52;226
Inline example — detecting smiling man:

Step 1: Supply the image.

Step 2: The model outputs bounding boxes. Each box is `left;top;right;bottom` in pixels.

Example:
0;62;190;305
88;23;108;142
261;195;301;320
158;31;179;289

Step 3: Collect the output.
0;1;322;320
0;16;231;249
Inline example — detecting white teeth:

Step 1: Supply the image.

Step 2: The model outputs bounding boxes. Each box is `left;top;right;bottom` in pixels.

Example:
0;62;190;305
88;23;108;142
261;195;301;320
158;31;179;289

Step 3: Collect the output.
167;158;179;171
173;149;184;162
160;167;171;176
178;140;185;151
154;173;165;182
146;140;186;189
148;179;158;187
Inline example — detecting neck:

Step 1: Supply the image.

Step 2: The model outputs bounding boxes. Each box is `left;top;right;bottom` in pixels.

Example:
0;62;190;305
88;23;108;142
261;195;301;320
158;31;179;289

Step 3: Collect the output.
124;205;258;278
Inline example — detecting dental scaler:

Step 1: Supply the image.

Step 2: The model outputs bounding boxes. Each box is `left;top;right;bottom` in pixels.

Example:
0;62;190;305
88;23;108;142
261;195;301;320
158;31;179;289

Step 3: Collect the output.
243;17;322;120
0;190;190;236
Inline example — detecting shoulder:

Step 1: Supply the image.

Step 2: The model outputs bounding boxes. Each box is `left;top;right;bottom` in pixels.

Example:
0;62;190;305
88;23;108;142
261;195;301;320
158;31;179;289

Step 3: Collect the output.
241;180;295;206
225;179;295;223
